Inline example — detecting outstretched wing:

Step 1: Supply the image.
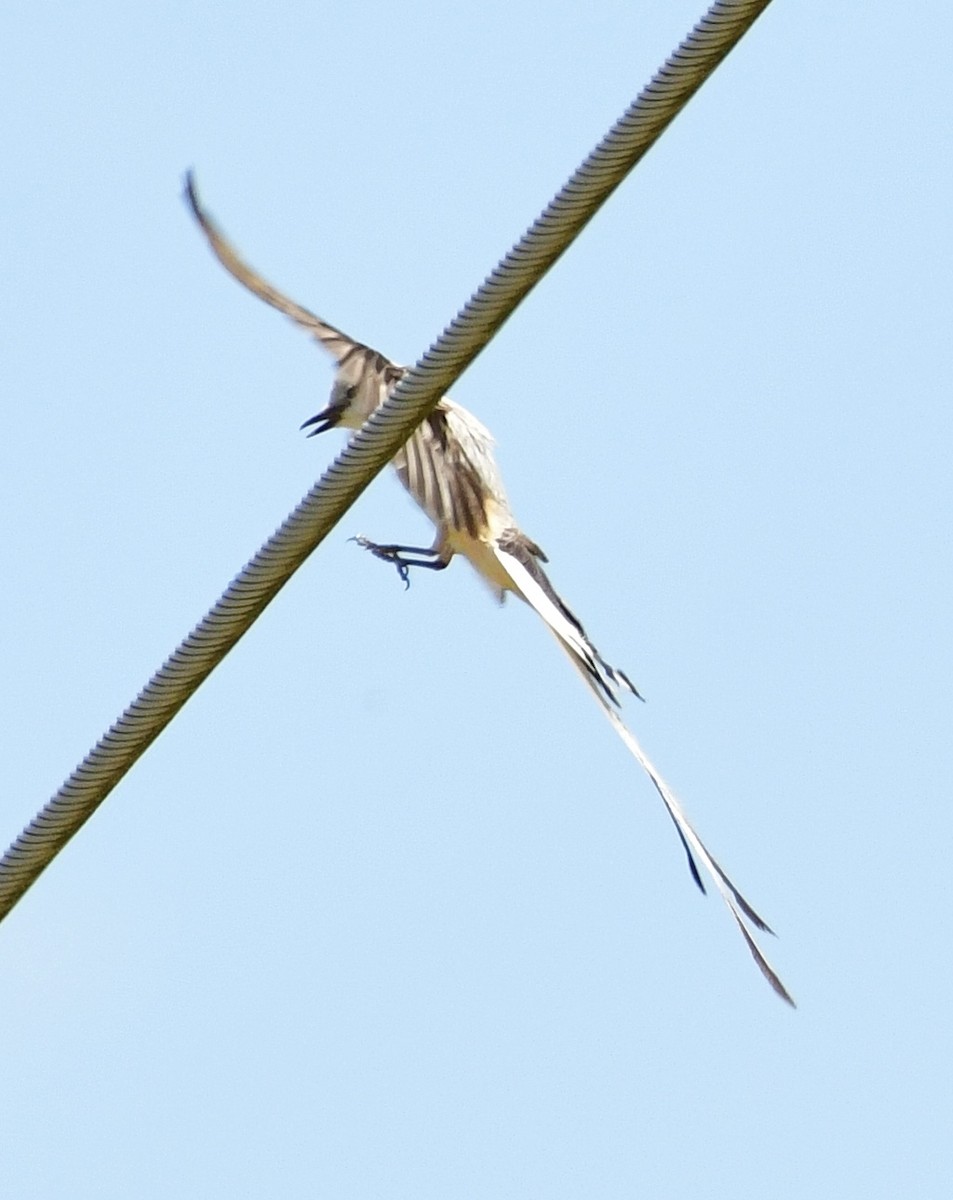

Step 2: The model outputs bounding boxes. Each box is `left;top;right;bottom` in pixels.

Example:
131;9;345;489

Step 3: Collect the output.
184;170;369;367
185;171;403;431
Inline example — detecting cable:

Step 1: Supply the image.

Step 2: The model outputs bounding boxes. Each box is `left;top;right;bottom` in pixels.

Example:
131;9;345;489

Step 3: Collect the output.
0;0;774;923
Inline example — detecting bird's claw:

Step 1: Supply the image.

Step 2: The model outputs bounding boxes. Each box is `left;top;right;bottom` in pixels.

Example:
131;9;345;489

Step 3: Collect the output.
350;535;411;589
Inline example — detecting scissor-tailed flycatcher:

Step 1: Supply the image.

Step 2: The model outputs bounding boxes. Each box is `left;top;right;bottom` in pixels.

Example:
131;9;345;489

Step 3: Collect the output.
185;173;793;1006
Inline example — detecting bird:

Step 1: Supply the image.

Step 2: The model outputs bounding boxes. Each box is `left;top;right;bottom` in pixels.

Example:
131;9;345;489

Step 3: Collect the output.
184;171;794;1006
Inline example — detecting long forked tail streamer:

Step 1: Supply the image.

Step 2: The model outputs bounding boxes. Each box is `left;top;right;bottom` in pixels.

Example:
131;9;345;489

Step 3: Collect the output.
488;539;794;1004
582;661;794;1006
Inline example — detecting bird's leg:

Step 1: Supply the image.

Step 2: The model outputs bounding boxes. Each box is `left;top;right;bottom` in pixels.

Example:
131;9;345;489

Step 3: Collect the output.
351;536;450;589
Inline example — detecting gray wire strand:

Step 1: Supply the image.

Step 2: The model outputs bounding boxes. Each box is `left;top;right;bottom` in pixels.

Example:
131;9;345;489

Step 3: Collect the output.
0;0;773;923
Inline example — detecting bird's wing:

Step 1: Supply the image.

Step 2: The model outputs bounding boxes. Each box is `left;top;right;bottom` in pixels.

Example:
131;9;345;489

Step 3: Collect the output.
185;171;405;433
184;170;369;367
394;405;502;540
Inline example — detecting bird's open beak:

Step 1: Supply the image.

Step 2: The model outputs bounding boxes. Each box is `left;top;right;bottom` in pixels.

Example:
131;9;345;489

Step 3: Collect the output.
300;400;347;437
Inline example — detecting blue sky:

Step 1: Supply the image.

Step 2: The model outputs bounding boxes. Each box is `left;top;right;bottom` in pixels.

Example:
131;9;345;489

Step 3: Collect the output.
2;1;952;1196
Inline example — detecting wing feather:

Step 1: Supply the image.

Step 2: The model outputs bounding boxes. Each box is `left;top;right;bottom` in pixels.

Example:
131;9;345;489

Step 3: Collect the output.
393;407;493;537
185;171;366;366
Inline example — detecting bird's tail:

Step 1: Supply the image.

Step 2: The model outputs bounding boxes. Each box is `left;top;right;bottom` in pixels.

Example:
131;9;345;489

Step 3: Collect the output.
493;530;639;707
570;655;794;1006
491;536;794;1006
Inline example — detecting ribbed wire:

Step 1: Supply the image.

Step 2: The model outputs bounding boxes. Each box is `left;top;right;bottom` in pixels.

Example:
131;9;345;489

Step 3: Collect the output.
0;0;773;922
